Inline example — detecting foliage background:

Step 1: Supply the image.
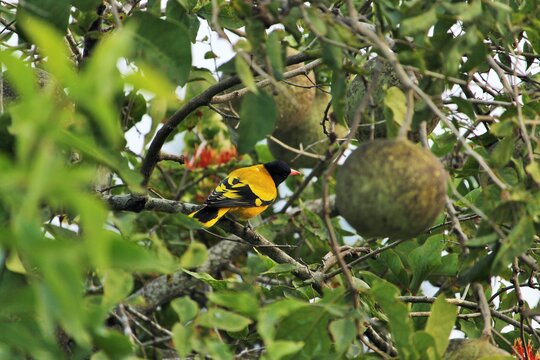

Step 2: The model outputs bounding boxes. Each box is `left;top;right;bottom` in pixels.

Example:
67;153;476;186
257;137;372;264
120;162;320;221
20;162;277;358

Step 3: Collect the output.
0;0;539;359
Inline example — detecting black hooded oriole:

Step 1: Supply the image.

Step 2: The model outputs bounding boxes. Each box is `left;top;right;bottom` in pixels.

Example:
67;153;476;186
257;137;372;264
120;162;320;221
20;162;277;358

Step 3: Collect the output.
189;160;300;227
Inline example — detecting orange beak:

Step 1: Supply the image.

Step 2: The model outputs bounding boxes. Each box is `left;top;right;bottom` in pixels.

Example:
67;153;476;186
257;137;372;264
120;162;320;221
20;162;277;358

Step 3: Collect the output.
290;169;301;176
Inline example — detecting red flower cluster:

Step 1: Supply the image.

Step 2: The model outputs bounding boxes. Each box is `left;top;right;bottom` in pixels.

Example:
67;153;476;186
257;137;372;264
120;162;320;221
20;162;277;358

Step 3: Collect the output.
185;145;237;170
514;339;540;360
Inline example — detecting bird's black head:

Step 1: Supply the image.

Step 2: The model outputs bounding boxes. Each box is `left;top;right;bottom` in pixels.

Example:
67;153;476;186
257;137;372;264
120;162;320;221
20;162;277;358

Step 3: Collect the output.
263;160;300;186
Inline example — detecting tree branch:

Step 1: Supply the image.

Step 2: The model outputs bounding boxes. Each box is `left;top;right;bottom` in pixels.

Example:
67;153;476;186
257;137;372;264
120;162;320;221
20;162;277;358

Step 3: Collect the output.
473;283;492;341
103;194;325;295
400;295;540;337
139;52;317;186
128;240;247;314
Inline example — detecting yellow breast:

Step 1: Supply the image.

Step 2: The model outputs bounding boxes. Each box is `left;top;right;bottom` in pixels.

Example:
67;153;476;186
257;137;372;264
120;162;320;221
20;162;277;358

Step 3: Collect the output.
228;206;269;220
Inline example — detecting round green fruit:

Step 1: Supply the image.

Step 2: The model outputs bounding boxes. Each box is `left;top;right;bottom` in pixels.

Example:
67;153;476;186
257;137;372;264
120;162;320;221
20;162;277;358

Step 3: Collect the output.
336;139;447;239
344;57;441;142
272;64;317;125
444;338;510;360
268;90;346;168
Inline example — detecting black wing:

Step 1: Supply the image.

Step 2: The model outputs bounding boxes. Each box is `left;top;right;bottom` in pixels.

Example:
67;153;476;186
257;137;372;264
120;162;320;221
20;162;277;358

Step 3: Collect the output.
205;176;273;208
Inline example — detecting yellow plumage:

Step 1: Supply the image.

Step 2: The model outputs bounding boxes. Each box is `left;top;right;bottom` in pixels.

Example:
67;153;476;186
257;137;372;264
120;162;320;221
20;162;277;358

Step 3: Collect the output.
189;161;298;227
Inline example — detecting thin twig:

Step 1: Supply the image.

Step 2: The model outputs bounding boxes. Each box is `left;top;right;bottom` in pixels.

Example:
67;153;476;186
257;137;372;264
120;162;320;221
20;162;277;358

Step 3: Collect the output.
442;98;513;107
473;283;493;341
489;281;539;303
445;198;469;255
125;305;173;336
278;152;334;214
115;304;137;344
449;181;505;239
267;135;326;160
210;59;324;104
397;88;414;139
486;55;534;164
513;258;530;360
107;0;123;28
400;296;540;337
321;238;408;281
410;311;493;319
158;152;186;164
65;29;83;65
0;18;16;35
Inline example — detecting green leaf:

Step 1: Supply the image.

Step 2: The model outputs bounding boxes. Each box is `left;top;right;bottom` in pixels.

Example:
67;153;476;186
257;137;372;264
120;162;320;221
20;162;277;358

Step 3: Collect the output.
262;263;298;275
72;27;133;148
172;323;193;358
305;7;327;36
93;330;134;359
526;27;540;54
58;129;143;189
257;299;307;343
322;28;342;69
384;86;407;126
238;91;277;153
491;120;515;137
331;71;346;125
198;3;243;29
18;16;76;85
196;308;253;332
452;97;476;120
490;135;514;168
128;12;191;85
171;296;199;324
17;0;70;34
425;295;457;358
456;0;483;22
267;31;284;80
180;242;208;269
0;52;39;98
173;213;204;230
466;233;499;247
27;242;92;346
491;217;535;275
102;270;133;308
412;331;437;360
431;132;457;157
379;250;409;287
204;339;234;360
124;65;178;102
401;6;438;35
371;279;416;359
274;305;333;358
43;224;78;240
266;340;304;360
409;235;444;293
208;291;259;318
526;162;540;185
105;236;175;273
183;269;230;290
329;318;355;354
235;55;258;93
72;0;102;11
255;143;274;163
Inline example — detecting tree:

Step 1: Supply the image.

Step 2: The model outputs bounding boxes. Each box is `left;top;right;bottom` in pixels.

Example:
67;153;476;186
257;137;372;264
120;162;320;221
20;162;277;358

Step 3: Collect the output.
0;0;539;359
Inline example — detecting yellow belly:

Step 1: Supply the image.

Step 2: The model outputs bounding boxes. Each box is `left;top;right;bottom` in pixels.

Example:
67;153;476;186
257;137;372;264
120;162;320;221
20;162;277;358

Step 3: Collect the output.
228;205;269;221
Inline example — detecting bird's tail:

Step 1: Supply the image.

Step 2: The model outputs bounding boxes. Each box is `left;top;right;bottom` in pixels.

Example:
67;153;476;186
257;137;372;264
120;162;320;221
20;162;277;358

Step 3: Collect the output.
189;206;229;228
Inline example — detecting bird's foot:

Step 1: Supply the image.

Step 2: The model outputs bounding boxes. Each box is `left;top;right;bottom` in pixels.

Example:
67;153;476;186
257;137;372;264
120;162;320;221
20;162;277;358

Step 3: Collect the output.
243;221;253;234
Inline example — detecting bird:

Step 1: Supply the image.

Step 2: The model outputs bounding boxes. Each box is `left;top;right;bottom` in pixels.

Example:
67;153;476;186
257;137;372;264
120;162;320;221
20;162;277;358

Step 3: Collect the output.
189;160;300;227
